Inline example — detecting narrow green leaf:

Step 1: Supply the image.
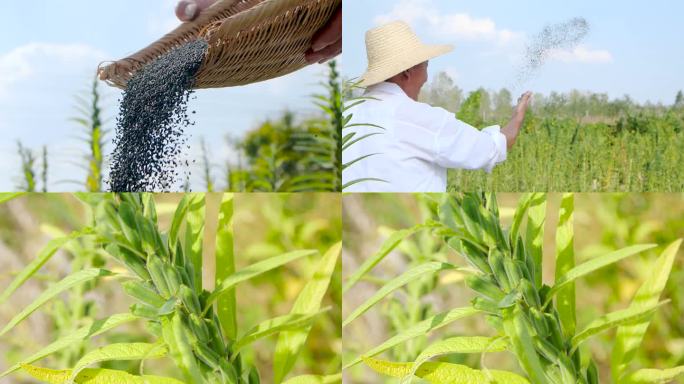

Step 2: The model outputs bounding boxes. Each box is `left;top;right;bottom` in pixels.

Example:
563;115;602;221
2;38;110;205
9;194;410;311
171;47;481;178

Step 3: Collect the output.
547;244;658;304
622;366;684;384
611;239;683;381
362;357;530;384
21;364;184;384
0;230;89;305
525;193;546;287
215;194;237;341
344;307;480;369
205;250;317;312
184;194;205;291
343;262;457;328
572;301;666;349
510;194;533;245
281;373;342;384
233;310;328;357
1;313;138;377
404;337;508;383
0;268;113;337
0;192;25;204
503;305;549;384
343;224;427;293
69;343;167;383
168;195;189;249
555;193;575;338
274;242;342;383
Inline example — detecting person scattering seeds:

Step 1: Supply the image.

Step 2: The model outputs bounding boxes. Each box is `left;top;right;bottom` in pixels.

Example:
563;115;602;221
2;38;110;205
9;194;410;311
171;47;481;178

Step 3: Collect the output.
343;21;532;193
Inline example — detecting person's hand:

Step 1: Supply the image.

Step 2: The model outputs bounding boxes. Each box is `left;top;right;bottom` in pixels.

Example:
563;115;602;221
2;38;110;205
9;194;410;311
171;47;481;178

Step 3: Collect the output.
305;6;342;64
513;91;533;121
176;1;341;64
175;0;217;22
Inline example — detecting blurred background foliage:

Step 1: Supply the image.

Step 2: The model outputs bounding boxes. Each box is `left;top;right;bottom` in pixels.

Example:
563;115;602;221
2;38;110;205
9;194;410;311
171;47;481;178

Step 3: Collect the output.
342;193;684;383
0;193;341;383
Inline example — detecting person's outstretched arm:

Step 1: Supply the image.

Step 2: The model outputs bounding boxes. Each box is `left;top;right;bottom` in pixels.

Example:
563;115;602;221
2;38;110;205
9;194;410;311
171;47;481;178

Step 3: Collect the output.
176;0;341;64
501;91;533;149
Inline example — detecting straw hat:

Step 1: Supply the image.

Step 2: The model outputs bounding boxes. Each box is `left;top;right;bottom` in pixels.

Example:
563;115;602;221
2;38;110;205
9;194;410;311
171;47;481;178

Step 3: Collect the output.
359;21;454;87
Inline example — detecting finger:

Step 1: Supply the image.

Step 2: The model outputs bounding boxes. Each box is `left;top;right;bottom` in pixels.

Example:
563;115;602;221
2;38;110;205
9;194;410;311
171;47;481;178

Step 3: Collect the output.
305;40;341;64
176;0;217;21
311;6;342;52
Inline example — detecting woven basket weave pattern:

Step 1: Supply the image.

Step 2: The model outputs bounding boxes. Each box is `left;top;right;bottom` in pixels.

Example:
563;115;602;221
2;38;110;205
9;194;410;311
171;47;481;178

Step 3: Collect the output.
98;0;340;89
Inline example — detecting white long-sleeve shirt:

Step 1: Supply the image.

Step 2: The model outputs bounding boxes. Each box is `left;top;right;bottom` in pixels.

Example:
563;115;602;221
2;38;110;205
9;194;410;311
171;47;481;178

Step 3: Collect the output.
342;82;507;192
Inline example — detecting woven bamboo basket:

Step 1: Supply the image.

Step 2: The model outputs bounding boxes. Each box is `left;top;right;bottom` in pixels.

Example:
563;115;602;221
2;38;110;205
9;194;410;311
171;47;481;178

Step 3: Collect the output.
98;0;340;89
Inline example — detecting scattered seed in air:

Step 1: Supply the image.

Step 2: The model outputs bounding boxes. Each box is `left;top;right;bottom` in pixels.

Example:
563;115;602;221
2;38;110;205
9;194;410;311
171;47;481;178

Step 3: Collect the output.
109;39;208;192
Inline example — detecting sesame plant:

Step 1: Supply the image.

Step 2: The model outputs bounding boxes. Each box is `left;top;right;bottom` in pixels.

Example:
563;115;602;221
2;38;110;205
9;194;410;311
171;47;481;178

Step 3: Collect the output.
0;193;342;384
343;193;683;384
70;76;107;192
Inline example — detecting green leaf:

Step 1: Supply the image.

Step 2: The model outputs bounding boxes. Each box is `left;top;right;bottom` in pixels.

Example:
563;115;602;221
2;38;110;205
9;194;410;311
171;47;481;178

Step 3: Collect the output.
215;194;237;341
502;305;549;384
572;301;666;349
205;250;317;312
233;309;328;357
622;366;684;384
404;337;508;383
0;230;89;306
525;193;546;287
1;313;138;377
274;242;342;383
343;262;457;328
184;194;205;291
168;195;189;249
547;244;657;305
21;364;184;384
343;224;428;294
0;268;113;337
69;343;167;382
362;357;530;384
344;307;480;369
611;239;683;381
0;192;25;204
509;194;533;244
554;193;575;338
281;374;341;384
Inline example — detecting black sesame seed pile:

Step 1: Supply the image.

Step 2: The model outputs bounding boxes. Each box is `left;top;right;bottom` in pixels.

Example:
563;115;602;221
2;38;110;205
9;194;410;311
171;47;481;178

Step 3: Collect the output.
108;39;208;192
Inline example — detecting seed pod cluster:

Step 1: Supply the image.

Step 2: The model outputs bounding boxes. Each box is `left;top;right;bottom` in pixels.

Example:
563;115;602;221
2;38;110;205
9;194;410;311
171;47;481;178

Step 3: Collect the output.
439;194;595;384
92;194;250;383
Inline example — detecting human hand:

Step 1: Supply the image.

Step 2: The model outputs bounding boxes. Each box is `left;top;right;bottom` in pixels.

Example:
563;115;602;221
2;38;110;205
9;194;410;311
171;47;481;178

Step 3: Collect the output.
305;6;342;64
513;91;533;121
175;0;217;22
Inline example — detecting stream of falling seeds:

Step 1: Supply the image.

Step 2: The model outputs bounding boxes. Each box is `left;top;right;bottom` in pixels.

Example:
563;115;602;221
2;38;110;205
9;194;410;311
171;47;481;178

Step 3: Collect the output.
108;39;208;192
511;17;590;92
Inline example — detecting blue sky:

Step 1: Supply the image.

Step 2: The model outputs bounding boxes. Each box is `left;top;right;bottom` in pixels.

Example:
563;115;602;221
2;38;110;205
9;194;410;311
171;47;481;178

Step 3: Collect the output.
0;0;329;191
343;0;684;104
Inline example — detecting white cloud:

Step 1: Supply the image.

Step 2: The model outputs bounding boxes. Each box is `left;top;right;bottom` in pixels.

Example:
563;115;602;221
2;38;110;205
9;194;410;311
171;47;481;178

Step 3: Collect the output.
374;0;521;45
0;43;108;99
549;45;613;63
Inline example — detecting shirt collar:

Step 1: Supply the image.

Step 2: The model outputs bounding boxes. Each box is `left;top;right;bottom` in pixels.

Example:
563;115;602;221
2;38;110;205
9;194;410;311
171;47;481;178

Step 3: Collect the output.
366;81;408;97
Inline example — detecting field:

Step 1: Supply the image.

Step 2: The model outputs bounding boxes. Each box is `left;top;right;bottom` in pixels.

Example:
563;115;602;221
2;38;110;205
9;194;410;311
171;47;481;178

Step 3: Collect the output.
0;193;342;383
419;72;684;192
342;193;684;383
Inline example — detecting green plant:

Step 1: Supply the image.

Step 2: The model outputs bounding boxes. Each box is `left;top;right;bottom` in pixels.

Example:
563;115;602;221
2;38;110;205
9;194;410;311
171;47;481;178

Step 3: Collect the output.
16;141;38;192
71;76;106;192
0;193;342;384
343;193;683;384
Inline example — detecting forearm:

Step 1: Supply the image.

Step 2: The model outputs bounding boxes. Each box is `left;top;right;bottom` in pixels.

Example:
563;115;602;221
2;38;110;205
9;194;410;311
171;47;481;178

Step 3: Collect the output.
501;115;524;149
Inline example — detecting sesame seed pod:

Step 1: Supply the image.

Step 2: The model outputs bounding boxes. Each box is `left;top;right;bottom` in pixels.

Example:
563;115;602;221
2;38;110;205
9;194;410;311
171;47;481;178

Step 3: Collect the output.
205;314;227;355
105;244;151;280
130;303;159;320
148;258;171;299
485;314;504;333
503;258;523;288
247;366;260;384
189;313;210;343
586;361;599;384
544;312;565;350
192;341;221;371
123;280;166;308
118;201;142;250
180;285;201;314
163;264;182;297
466;275;505;302
520;279;541;308
488;249;511;292
529;307;549;337
472;297;500;314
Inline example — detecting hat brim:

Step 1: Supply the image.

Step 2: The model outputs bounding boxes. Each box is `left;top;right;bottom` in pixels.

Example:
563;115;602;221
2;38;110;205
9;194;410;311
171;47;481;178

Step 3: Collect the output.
358;44;454;88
